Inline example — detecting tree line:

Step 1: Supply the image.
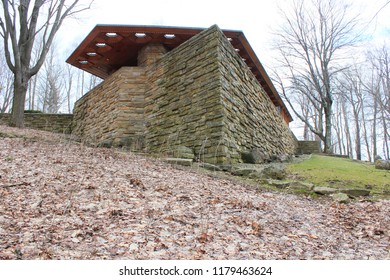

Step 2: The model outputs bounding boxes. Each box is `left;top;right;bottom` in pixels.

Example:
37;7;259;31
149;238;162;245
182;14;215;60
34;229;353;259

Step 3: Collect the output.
0;43;100;114
272;0;389;161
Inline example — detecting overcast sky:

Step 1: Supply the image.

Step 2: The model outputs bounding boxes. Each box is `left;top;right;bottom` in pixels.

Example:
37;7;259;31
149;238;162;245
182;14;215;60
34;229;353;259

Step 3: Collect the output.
59;0;390;137
61;0;390;62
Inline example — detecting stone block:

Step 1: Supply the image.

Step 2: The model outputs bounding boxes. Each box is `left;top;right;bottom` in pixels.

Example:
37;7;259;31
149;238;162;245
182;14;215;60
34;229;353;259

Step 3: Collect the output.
340;189;371;197
375;160;390;170
164;158;193;166
330;193;349;203
313;186;337;195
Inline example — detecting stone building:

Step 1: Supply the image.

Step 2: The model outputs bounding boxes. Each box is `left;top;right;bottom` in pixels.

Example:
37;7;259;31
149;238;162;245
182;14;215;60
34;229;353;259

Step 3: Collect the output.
67;24;297;164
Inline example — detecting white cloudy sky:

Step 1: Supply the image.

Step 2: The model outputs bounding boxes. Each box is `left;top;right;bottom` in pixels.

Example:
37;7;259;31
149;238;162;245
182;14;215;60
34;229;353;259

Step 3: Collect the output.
58;0;390;137
61;0;390;60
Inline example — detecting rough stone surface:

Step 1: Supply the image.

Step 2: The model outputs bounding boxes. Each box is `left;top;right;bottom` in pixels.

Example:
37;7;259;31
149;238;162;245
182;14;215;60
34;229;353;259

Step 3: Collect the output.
241;148;270;164
164;158;193;167
173;146;195;160
197;162;222;171
340;189;371;197
331;193;350;203
289;181;315;191
375;160;390;170
313;186;338;195
231;168;257;177
261;165;287;180
262;179;290;189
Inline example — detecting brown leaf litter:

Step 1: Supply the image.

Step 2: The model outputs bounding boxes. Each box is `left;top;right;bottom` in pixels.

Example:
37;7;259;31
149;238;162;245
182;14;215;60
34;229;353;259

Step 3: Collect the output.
0;125;389;259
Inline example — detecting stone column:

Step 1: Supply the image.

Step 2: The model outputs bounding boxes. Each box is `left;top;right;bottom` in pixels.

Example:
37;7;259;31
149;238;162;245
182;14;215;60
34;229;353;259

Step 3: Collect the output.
138;43;168;67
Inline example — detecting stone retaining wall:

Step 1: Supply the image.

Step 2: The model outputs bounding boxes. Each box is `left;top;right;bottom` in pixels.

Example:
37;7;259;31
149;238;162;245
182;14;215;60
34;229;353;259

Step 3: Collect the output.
0;113;73;134
297;141;321;154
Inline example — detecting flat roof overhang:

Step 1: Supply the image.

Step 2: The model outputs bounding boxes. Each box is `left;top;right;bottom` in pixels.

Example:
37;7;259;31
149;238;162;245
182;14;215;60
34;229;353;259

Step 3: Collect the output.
66;25;293;123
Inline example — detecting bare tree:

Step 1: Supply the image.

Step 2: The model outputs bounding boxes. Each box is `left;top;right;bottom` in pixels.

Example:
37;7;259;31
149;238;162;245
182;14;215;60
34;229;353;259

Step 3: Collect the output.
37;44;65;113
337;68;367;160
366;44;390;159
0;48;13;113
64;63;74;113
0;0;93;127
273;0;360;153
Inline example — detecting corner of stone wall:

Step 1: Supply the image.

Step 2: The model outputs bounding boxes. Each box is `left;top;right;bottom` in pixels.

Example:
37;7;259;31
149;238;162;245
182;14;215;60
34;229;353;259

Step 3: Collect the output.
216;28;297;163
143;24;227;164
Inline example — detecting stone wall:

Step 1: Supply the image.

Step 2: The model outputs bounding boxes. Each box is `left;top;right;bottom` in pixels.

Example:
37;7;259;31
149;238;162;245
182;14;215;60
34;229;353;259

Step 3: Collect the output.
297;141;321;154
218;30;297;163
72;67;146;148
0;113;73;134
144;26;224;161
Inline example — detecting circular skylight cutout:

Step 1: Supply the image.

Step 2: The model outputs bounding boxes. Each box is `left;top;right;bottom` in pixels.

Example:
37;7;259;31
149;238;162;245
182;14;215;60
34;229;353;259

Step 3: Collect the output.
87;52;97;57
79;60;89;65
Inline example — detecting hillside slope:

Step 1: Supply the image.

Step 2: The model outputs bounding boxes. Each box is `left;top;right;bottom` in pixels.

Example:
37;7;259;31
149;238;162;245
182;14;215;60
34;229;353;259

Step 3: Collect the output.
288;154;389;197
0;125;389;259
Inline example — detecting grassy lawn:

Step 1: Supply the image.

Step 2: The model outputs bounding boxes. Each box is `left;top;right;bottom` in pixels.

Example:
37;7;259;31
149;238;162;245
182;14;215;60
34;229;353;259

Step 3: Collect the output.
288;155;390;197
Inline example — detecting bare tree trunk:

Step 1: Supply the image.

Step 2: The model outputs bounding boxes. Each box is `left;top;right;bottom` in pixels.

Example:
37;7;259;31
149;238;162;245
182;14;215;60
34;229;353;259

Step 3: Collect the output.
324;103;333;153
31;75;37;111
354;110;362;161
372;95;378;159
341;99;353;158
333;102;343;155
382;109;390;159
10;72;29;127
361;105;371;162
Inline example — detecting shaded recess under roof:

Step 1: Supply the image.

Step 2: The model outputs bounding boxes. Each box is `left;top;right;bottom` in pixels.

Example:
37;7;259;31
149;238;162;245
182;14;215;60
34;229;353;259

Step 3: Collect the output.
66;24;292;122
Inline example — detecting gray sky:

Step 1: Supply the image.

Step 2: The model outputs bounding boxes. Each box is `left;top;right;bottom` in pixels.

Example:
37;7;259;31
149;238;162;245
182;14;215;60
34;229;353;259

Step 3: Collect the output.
62;0;390;62
59;0;390;137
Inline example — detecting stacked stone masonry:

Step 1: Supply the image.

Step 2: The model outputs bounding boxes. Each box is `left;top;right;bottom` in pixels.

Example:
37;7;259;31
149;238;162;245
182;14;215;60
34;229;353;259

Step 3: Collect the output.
72;67;146;148
297;141;321;154
0;113;73;134
72;25;297;164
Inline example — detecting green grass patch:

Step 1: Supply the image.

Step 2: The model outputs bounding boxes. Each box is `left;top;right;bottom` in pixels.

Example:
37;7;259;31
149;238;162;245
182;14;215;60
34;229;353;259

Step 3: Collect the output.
288;155;390;197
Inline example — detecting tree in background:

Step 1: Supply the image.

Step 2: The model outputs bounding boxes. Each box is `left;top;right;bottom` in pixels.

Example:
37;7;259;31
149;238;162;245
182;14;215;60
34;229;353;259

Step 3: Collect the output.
273;0;360;153
0;0;93;127
368;45;390;159
0;47;13;113
38;45;65;113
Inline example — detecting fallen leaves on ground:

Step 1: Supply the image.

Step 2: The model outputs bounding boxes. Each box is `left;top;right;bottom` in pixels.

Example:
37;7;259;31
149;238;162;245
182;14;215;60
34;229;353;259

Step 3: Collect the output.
0;125;389;259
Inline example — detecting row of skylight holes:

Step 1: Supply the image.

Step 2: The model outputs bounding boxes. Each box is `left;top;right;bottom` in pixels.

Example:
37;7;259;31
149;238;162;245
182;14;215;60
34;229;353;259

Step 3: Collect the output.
96;32;176;47
79;32;176;64
79;33;241;64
